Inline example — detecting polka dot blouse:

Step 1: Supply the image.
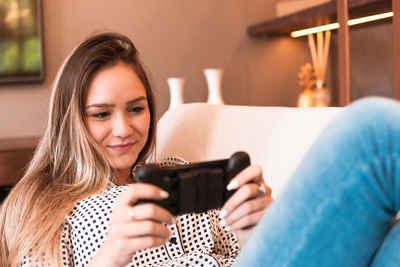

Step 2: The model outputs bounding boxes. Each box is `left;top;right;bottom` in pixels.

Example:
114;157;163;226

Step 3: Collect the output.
28;157;240;266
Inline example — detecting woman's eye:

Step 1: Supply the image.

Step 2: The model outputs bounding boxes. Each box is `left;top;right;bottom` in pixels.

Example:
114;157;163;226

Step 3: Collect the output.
129;107;144;113
92;112;110;119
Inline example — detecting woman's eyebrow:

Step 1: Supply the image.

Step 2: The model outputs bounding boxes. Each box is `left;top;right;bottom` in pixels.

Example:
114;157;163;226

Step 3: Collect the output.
86;103;114;109
127;96;147;105
86;96;147;109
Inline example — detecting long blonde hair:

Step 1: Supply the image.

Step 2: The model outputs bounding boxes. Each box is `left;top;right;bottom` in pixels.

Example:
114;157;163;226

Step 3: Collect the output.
0;32;157;266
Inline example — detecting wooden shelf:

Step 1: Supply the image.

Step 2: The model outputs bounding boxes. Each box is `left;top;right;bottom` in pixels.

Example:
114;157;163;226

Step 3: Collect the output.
248;0;392;37
247;0;399;107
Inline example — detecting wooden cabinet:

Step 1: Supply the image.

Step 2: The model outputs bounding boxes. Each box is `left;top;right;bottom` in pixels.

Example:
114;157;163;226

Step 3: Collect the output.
247;0;399;106
0;138;38;202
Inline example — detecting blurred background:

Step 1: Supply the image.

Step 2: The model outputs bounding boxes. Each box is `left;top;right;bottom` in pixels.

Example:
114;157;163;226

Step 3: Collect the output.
0;0;394;139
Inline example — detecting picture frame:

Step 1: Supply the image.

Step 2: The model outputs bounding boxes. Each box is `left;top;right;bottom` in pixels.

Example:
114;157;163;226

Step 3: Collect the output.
0;0;44;84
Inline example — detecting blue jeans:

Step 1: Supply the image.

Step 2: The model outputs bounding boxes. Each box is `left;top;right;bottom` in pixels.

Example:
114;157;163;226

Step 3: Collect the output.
235;97;400;267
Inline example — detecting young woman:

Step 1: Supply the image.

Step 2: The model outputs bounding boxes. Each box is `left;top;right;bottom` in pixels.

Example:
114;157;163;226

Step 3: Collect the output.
0;32;272;266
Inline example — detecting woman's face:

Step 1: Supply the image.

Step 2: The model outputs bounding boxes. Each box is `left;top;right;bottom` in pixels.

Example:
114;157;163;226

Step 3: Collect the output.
85;62;151;182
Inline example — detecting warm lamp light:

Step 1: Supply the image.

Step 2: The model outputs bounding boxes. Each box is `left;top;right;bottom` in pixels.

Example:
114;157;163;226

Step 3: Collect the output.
291;23;339;37
291;11;394;38
348;12;393;26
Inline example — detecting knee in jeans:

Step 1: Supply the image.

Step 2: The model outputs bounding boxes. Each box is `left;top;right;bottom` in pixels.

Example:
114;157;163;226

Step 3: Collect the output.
345;97;400;130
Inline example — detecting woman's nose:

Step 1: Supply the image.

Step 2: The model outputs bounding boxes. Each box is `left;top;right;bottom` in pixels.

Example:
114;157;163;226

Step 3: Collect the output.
112;115;133;138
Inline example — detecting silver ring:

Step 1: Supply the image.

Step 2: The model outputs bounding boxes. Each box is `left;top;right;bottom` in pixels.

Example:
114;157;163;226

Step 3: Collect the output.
258;184;267;196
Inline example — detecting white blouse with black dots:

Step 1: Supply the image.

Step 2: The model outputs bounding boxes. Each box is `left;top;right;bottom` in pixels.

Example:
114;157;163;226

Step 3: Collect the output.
55;158;240;267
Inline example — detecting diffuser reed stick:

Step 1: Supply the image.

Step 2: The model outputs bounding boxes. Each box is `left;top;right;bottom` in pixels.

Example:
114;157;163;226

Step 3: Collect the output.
307;30;331;84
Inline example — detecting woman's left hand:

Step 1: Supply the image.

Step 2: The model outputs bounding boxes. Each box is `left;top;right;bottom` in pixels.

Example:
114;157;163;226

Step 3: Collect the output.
219;164;273;245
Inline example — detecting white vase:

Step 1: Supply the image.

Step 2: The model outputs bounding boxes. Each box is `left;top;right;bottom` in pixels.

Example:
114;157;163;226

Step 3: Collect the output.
204;68;224;105
167;77;185;110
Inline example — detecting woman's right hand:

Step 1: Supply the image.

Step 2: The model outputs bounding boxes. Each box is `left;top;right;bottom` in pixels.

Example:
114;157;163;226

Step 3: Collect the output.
88;184;174;267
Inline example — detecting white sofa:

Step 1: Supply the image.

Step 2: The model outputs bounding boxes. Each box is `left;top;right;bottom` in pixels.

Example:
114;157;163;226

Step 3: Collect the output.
156;103;343;197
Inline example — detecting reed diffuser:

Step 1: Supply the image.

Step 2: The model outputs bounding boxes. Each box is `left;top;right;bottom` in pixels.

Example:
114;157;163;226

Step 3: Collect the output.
307;30;331;107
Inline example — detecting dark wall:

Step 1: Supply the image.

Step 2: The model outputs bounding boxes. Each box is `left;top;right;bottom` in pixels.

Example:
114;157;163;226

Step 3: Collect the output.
330;22;394;104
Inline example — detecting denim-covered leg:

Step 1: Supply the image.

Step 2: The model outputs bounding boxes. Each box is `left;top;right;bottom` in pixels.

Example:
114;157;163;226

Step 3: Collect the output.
369;221;400;266
234;97;400;267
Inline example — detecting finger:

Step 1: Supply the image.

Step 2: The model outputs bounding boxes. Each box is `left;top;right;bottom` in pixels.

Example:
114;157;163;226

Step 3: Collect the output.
222;183;259;216
223;195;271;228
107;220;171;243
229;209;266;231
120;220;172;239
130;203;174;224
260;182;273;197
116;184;169;206
226;164;263;191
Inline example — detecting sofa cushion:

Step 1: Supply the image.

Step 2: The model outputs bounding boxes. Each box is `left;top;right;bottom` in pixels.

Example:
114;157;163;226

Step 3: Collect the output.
156;103;343;196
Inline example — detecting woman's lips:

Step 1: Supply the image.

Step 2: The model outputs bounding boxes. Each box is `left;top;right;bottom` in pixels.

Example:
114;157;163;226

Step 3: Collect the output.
108;142;135;152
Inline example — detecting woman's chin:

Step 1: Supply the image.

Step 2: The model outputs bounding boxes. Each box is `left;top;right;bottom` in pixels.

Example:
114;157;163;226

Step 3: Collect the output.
113;161;136;173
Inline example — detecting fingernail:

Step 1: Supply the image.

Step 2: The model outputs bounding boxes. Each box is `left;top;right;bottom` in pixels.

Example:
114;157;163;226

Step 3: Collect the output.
220;219;226;227
227;180;239;191
219;209;227;219
160;190;169;199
